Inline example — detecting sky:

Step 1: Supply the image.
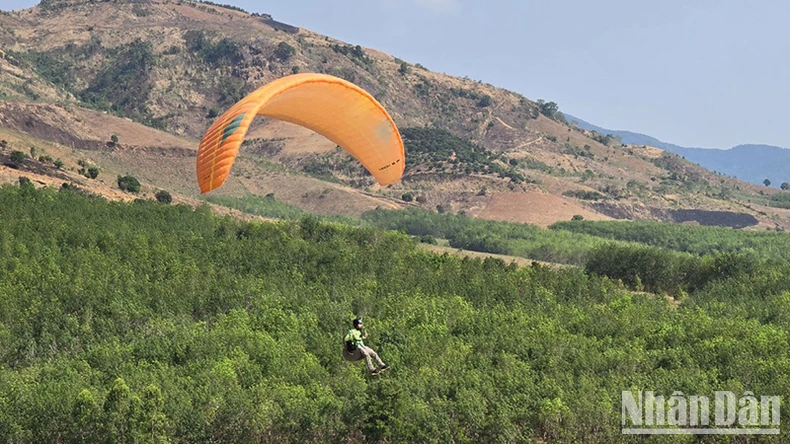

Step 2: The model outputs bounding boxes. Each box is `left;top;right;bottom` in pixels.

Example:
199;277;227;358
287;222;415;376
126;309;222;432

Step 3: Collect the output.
4;0;790;149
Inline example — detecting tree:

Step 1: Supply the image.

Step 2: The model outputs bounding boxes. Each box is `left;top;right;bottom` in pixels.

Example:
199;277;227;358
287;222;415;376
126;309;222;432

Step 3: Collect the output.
10;150;26;163
764;178;771;187
118;175;141;193
104;378;132;442
401;192;414;202
398;62;410;76
537;99;559;118
87;167;100;179
71;389;101;441
139;384;169;443
274;41;295;62
155;190;172;204
781;182;789;191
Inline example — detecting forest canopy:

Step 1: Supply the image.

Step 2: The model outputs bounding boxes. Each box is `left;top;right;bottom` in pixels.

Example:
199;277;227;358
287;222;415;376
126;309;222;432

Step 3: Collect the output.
0;183;789;442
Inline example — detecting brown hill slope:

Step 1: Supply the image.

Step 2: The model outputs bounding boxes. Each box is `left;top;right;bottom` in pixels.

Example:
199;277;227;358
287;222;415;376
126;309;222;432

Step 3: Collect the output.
2;0;789;229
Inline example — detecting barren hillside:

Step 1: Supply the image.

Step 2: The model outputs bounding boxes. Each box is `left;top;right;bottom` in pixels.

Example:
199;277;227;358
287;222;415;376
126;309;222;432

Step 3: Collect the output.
2;0;790;229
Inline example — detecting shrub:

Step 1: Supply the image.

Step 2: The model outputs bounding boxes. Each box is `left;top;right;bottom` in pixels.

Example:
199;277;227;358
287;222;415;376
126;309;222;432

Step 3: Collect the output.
562;190;606;201
60;182;79;192
117;175;141;193
273;41;295;62
10;150;26;163
86;167;100;179
419;234;437;244
155;190;173;204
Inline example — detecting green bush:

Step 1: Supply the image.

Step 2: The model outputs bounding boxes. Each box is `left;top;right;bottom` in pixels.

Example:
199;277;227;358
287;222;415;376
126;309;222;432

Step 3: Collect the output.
476;95;492;107
273;41;296;62
18;176;32;189
117;175;141;193
562;190;606;201
155;189;173;204
86;167;99;179
10;150;26;163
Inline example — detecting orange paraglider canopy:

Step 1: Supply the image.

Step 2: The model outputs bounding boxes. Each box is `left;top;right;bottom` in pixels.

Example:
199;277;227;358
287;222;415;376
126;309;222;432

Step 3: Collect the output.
196;73;405;193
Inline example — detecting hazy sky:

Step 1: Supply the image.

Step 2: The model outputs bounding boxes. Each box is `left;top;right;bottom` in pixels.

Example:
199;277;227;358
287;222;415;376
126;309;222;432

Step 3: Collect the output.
4;0;789;149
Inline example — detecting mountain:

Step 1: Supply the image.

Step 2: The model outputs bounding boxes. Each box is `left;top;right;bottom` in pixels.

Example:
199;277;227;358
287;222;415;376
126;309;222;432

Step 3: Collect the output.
1;0;790;229
563;114;688;153
565;113;790;187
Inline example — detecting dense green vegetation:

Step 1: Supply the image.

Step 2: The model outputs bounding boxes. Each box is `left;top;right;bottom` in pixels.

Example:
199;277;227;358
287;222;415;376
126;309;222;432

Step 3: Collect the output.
204;194;364;226
551;219;790;261
7;50;74;90
184;30;244;68
362;208;610;265
562;189;608;201
329;44;373;70
79;39;159;124
401;127;528;184
362;209;785;298
584;242;760;296
9;37;166;128
195;0;248;13
2;185;790;442
199;202;789;298
7;36;105;94
768;192;790;209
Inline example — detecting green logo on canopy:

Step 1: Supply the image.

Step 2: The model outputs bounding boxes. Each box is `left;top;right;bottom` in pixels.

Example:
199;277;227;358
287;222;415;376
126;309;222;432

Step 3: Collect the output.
221;113;246;144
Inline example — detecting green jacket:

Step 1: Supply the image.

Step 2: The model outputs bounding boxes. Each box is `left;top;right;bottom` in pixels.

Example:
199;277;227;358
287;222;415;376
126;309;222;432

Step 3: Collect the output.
344;328;365;348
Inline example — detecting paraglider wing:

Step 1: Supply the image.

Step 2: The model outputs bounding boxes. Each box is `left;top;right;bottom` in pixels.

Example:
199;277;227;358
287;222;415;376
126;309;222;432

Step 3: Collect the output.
196;73;405;193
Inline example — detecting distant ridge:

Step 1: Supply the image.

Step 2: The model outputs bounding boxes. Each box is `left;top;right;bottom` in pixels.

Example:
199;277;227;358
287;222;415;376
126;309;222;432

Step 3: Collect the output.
565;113;790;187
